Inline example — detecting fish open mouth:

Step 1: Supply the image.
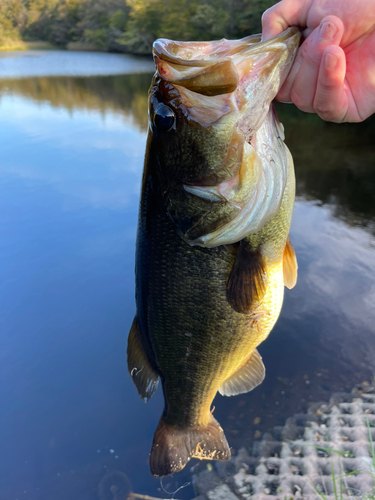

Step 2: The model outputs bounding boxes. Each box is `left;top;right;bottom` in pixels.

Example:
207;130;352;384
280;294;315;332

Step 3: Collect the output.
152;29;301;247
153;28;299;83
153;28;300;137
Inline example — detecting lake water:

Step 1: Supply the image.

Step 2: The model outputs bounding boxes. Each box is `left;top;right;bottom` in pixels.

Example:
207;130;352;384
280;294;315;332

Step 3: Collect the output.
1;51;374;500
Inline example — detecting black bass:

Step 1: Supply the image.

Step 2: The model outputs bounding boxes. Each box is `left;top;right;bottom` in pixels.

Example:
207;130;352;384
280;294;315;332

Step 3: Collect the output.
127;28;300;477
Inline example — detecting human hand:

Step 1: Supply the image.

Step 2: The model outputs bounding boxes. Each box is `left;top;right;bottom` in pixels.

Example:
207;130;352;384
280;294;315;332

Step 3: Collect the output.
262;0;375;122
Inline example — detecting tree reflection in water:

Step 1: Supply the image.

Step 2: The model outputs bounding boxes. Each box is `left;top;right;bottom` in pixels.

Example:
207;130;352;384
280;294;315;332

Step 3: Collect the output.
277;103;375;234
0;74;152;132
1;76;373;231
1;69;374;500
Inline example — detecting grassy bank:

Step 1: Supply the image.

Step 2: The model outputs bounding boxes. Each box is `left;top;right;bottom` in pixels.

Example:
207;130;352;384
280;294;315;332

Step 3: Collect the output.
0;40;57;52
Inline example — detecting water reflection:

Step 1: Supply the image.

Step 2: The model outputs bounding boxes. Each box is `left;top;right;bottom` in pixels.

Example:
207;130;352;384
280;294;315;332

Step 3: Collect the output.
277;104;375;233
0;50;154;79
0;72;166;500
0;59;374;500
2;76;374;228
0;74;152;131
216;199;375;451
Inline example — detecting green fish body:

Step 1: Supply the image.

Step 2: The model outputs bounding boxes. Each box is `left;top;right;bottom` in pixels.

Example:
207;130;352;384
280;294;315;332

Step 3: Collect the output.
127;28;300;477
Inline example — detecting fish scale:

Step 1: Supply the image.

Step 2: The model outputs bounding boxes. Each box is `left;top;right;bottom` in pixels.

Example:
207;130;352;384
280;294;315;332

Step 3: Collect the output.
127;28;301;476
136;154;291;432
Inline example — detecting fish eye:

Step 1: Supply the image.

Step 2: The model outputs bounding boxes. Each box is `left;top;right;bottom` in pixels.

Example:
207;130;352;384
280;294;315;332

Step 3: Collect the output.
154;104;175;132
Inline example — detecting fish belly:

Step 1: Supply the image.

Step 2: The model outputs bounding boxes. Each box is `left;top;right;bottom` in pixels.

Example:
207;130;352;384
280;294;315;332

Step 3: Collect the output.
136;175;285;429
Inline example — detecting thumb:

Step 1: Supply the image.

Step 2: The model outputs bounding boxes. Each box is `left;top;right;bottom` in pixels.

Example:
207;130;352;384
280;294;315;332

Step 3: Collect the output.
262;7;289;41
262;0;311;41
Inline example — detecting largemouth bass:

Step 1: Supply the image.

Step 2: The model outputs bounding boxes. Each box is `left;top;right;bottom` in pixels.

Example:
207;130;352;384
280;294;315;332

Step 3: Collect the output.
127;28;300;477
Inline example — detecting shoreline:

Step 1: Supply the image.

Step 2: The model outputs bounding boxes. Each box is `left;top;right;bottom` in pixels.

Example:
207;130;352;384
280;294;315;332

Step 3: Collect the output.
0;40;58;52
0;40;151;58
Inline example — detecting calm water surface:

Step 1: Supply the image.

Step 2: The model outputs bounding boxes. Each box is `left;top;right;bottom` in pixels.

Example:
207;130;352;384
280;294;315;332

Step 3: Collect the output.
1;51;375;500
0;50;154;78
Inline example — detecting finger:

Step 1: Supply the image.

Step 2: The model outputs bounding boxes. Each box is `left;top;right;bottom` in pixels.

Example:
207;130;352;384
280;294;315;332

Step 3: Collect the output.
261;0;313;41
276;27;317;102
313;45;348;122
289;15;344;112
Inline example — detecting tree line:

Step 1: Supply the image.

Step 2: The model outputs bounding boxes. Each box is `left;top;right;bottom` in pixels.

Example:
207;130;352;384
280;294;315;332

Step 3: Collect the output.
0;0;276;54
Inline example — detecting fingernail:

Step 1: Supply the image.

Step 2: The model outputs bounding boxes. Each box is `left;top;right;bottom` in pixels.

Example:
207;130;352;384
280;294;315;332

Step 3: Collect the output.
320;22;337;42
325;52;338;71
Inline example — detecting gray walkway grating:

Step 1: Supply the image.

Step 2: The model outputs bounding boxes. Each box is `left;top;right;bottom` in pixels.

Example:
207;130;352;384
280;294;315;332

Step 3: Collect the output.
193;385;375;499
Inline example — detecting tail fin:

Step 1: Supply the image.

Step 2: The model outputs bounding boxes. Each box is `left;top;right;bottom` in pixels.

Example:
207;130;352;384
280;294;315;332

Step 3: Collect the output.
149;415;231;477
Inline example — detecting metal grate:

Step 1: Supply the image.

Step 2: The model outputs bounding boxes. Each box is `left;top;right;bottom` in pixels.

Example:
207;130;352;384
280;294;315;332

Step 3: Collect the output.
193;385;375;499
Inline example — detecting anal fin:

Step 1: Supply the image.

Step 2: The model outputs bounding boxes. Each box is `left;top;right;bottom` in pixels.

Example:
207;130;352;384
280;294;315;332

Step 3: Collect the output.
219;348;265;397
283;236;298;289
226;240;266;314
127;317;159;402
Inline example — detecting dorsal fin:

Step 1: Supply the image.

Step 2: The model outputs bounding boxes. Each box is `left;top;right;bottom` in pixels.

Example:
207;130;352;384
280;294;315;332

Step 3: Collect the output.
127;317;159;402
226;240;267;314
219;349;265;396
283;236;298;289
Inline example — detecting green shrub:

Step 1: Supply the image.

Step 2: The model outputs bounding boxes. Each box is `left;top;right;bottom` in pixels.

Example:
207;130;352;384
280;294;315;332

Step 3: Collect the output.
84;28;109;50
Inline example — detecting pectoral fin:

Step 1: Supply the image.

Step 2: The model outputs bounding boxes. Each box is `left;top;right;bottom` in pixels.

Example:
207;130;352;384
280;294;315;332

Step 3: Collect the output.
219;349;265;397
283;236;298;289
226;240;266;314
127;317;159;402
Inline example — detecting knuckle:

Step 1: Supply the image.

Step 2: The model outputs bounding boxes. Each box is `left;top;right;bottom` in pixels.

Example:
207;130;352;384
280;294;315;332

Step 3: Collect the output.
299;36;312;58
319;80;337;93
314;102;334;116
314;86;340;115
317;110;339;122
298;34;324;70
277;87;291;103
290;88;311;111
314;99;342;122
261;8;272;23
304;49;321;70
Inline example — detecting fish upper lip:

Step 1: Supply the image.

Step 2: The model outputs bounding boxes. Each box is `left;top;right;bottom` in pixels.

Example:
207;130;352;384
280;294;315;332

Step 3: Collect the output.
153;27;301;67
152;28;301;101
